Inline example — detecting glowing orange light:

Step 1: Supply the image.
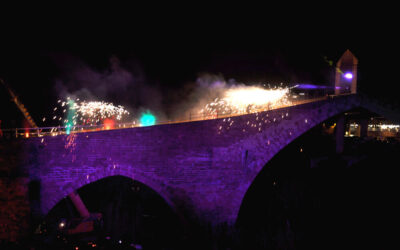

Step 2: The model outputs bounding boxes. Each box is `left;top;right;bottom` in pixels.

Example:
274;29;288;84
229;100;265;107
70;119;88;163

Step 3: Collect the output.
103;118;115;130
25;132;29;138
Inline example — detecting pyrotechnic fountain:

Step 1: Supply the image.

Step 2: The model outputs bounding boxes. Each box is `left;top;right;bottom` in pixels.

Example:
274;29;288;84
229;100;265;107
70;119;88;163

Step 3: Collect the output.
199;86;291;118
139;111;156;126
44;99;130;133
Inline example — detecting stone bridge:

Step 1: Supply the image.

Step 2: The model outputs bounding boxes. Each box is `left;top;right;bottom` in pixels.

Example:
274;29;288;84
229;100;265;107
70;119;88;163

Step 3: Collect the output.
19;94;395;226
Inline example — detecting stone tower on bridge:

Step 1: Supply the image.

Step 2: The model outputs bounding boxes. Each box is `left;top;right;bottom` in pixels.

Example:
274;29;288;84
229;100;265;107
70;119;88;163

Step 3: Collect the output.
335;49;358;95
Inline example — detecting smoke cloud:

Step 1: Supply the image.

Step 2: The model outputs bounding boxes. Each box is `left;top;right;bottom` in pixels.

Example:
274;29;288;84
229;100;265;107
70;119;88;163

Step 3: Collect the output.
52;55;286;125
53;54;165;122
169;73;278;121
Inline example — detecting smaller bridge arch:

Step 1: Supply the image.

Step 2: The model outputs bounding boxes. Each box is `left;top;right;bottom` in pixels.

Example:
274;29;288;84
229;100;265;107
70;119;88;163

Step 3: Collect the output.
42;166;179;217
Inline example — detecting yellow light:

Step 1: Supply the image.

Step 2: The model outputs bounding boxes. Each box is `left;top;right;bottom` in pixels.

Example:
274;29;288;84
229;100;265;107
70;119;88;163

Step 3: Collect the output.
224;87;289;107
200;86;291;117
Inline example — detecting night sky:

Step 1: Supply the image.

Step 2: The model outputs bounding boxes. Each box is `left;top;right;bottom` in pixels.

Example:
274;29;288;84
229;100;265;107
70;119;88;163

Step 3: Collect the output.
1;10;399;249
0;14;398;128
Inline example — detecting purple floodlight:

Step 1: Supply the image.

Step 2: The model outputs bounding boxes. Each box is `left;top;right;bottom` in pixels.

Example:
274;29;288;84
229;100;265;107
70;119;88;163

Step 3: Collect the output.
295;84;330;89
344;72;353;79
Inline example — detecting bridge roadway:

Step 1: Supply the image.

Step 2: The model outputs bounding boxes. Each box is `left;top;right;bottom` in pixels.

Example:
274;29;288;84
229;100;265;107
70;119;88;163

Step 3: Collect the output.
13;93;399;226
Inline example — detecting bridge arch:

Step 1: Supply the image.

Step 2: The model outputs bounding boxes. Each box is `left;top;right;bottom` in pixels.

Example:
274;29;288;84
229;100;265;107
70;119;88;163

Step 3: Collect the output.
237;115;331;222
43;166;178;217
235;102;399;248
41;174;186;248
233;95;383;222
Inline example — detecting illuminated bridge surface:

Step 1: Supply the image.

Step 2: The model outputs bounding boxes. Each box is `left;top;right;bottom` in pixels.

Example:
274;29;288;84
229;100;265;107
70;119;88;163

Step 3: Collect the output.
16;94;399;225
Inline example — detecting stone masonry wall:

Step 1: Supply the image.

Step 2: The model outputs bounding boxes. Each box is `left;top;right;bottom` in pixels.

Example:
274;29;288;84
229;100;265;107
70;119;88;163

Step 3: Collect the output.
0;141;30;242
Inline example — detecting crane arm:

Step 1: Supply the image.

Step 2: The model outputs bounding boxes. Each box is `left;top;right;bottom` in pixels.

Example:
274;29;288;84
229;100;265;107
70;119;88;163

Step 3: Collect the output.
1;78;38;128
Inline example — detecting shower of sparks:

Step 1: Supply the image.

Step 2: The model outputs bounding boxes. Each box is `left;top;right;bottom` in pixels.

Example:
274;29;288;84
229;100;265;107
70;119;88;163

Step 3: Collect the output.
44;99;130;128
77;101;129;121
199;86;291;118
38;83;301;138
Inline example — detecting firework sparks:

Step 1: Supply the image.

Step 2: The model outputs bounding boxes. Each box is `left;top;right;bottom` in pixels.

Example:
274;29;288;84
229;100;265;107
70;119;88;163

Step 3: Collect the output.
44;99;130;129
77;101;129;121
200;86;291;117
40;81;296;137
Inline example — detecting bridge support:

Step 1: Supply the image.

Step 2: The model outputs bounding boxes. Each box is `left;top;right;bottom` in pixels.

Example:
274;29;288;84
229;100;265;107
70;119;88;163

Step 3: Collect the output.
359;118;369;138
68;191;90;218
336;115;345;154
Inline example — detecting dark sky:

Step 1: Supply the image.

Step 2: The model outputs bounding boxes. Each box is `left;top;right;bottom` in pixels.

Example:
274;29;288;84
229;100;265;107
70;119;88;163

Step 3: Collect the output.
0;13;398;128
